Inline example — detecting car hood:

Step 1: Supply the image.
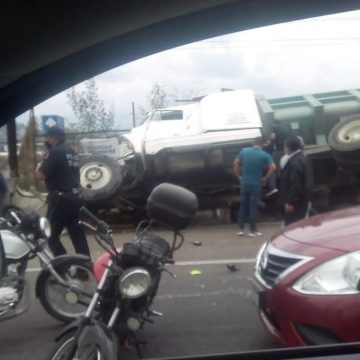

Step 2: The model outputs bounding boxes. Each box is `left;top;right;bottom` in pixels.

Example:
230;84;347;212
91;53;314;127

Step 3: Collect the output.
279;206;360;253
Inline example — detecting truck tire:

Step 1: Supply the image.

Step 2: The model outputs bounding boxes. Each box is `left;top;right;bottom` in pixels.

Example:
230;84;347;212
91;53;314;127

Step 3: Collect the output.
79;155;123;202
328;114;360;164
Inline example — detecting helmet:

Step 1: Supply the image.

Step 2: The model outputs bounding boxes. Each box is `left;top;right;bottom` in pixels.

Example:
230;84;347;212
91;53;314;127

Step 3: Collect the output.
46;126;65;141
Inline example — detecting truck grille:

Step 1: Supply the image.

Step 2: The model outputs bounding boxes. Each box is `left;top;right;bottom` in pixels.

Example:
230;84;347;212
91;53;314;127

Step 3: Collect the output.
257;243;311;288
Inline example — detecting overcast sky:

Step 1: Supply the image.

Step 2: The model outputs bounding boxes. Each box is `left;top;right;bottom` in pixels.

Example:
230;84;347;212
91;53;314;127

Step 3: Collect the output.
21;9;360;130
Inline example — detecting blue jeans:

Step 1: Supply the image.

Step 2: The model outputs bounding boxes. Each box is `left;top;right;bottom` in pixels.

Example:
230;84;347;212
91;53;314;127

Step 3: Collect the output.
238;184;261;232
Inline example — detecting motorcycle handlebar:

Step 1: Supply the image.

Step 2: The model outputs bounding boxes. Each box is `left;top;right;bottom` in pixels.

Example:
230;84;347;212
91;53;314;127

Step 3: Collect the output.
79;207;111;236
79;207;115;251
79;206;100;225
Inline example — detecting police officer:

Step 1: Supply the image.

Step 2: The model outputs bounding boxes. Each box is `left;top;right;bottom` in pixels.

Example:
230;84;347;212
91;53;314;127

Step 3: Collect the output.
35;126;90;258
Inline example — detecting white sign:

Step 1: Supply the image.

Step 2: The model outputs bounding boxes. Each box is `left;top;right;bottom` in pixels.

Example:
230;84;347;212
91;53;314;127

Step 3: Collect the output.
290;121;300;130
80;138;119;158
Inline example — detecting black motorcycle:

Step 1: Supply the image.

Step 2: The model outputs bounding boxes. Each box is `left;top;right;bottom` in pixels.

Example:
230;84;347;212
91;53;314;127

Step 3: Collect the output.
47;183;198;360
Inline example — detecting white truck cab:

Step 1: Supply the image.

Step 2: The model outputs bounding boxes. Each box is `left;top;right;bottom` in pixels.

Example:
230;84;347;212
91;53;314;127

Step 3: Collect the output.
123;89;262;156
79;90;263;209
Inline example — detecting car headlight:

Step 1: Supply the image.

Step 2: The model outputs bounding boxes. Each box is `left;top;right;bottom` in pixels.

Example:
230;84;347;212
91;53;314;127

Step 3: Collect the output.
119;268;151;299
39;217;51;238
293;250;360;295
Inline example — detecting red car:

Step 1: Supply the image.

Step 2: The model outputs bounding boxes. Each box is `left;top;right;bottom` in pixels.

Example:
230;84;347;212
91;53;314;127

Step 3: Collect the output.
253;206;360;347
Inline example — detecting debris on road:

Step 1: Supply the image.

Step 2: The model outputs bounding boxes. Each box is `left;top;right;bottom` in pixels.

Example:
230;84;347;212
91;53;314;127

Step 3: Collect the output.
190;269;202;276
192;240;202;246
226;264;240;272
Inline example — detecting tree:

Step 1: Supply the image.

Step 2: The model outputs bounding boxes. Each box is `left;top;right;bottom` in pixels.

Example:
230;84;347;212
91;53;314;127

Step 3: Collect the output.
148;82;169;110
168;86;207;104
137;82;170;120
67;79;114;133
136;82;208;125
18;109;37;189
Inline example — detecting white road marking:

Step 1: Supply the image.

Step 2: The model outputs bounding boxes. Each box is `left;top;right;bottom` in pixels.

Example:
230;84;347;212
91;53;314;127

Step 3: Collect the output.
175;258;255;266
26;258;256;273
156;288;253;301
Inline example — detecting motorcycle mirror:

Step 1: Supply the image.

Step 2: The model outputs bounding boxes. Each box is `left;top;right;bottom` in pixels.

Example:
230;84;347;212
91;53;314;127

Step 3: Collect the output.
21;211;40;233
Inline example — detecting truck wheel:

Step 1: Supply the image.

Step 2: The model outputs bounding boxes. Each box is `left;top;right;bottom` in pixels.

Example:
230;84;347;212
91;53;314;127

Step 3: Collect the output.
328;114;360;164
79;155;123;202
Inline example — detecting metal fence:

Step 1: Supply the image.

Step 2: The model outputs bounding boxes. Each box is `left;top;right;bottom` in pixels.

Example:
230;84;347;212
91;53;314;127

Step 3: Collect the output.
35;128;131;156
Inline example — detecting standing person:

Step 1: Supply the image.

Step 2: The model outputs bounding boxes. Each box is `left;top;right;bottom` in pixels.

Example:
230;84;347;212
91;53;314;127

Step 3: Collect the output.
280;136;313;226
35;126;90;258
233;137;276;236
266;120;290;197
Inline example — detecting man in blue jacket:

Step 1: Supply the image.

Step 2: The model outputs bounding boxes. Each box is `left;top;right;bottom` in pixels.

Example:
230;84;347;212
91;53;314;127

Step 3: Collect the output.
233;137;276;236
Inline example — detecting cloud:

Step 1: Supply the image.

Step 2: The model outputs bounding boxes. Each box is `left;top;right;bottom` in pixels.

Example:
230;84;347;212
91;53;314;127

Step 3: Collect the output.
21;9;360;131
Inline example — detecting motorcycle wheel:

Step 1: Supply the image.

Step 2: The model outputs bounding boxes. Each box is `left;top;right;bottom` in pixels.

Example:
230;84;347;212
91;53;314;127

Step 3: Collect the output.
38;258;97;323
47;331;103;360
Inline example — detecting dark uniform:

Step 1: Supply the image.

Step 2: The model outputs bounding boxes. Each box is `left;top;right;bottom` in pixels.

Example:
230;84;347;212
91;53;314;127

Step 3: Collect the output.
280;151;313;226
39;137;90;257
268;122;291;192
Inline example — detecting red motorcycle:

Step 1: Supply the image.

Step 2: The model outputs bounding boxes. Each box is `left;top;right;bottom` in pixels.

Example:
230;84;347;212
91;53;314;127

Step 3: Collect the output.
47;183;198;360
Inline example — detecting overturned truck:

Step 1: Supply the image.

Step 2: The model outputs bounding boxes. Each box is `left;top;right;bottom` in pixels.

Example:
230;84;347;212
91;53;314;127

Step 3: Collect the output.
79;89;360;216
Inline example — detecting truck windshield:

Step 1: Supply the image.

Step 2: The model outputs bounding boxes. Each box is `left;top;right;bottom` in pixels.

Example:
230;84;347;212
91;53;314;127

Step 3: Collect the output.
152;110;183;121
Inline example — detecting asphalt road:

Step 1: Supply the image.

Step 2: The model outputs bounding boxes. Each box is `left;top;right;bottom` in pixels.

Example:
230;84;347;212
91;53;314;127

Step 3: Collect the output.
0;221;282;360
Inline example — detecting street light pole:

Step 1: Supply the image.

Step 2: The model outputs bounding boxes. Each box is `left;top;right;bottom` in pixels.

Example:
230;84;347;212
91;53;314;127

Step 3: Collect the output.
6;118;18;178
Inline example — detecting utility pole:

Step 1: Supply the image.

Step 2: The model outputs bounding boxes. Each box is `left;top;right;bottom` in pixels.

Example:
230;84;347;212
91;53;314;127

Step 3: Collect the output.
6;118;18;178
132;102;136;128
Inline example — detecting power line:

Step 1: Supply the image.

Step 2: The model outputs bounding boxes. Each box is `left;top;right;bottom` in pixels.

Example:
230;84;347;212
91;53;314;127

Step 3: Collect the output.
298;17;360;22
175;38;360;50
200;37;360;43
176;44;360;50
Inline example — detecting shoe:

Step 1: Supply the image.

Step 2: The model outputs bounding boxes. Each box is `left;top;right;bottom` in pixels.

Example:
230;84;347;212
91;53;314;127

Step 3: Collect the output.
265;189;278;197
248;231;264;237
237;230;244;236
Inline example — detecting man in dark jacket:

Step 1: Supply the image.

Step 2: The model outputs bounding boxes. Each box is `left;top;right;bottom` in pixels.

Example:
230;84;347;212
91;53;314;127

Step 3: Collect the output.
266;120;291;197
280;136;313;226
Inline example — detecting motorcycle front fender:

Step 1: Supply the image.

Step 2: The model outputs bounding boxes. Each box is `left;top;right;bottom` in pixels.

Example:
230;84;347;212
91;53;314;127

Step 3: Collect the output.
77;321;119;360
54;318;118;359
35;254;91;298
55;318;84;341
